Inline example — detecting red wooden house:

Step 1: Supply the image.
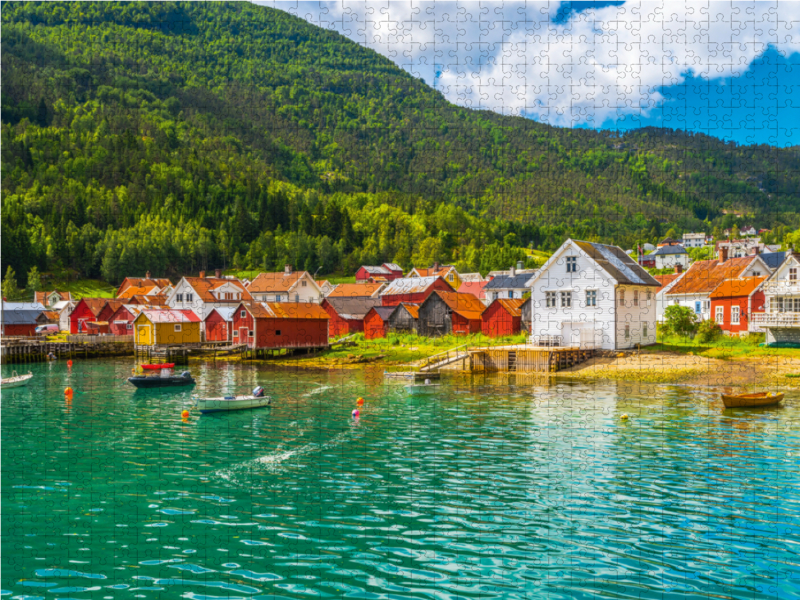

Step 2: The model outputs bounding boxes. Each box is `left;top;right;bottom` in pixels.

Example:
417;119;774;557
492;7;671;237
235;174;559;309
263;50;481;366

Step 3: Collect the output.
709;277;766;335
70;298;110;333
205;307;236;342
481;298;525;337
108;305;140;336
86;321;110;335
321;297;382;337
97;300;126;324
355;263;403;282
363;306;397;340
380;276;453;307
232;302;329;349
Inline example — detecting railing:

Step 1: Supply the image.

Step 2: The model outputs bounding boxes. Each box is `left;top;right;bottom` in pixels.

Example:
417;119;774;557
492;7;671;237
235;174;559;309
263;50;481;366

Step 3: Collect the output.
751;312;800;327
418;344;468;369
528;334;564;347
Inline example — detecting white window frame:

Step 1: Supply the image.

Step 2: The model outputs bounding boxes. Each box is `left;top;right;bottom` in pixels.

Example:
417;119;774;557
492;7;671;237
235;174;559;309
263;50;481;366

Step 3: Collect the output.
703;300;710;313
240;310;246;318
560;291;571;308
790;267;798;283
715;306;724;324
731;305;740;325
586;290;597;307
624;324;630;339
174;324;182;332
566;256;577;273
233;330;239;337
176;293;184;302
545;292;557;308
186;293;193;302
619;290;625;307
249;330;254;337
643;323;648;338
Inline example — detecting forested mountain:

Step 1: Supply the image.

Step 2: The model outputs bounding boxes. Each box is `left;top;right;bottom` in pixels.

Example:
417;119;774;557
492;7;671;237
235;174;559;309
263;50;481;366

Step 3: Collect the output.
3;2;799;286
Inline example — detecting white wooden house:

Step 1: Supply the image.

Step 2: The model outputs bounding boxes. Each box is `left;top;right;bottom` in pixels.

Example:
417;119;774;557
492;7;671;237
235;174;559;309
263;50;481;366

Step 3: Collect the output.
246;266;323;303
750;250;800;343
525;239;661;350
166;272;253;324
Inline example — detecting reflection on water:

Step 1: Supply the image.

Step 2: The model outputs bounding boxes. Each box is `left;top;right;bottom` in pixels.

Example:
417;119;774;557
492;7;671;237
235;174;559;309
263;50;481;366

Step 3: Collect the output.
2;359;800;599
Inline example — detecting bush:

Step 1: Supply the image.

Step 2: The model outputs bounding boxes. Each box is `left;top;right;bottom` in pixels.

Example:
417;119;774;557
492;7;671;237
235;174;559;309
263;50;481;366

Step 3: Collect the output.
696;319;723;343
663;305;698;337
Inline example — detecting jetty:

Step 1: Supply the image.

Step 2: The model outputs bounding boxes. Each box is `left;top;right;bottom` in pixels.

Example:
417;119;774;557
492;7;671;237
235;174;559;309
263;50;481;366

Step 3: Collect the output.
417;344;594;374
1;335;134;364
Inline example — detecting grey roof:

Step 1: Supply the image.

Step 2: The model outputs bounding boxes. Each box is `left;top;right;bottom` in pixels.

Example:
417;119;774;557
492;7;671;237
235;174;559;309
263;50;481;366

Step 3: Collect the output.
574;241;661;287
485;273;535;290
2;309;43;325
760;251;786;271
370;306;397;321
382;263;402;272
324;297;381;320
361;265;390;275
652;245;688;256
3;302;46;311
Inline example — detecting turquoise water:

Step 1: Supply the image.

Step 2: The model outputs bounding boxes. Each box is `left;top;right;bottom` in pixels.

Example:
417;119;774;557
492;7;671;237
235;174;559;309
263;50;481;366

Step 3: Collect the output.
2;359;800;599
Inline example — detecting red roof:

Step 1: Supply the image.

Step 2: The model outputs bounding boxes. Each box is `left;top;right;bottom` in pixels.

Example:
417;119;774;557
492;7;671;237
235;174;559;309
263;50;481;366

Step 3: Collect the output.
458;280;488;299
140;309;201;323
654;273;681;294
182;277;253;302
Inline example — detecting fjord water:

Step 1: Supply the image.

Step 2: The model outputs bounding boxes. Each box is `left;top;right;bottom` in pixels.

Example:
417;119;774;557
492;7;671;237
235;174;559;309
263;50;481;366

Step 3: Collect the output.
2;360;799;599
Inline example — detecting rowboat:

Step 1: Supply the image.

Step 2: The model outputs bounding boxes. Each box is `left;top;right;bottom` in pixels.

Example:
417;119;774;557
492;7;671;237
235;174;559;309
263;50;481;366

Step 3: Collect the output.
721;391;785;408
128;371;196;389
141;363;175;370
194;394;272;414
1;371;33;389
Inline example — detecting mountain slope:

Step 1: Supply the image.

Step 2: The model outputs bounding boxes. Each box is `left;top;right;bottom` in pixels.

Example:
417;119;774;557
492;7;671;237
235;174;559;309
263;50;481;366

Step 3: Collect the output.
2;2;798;284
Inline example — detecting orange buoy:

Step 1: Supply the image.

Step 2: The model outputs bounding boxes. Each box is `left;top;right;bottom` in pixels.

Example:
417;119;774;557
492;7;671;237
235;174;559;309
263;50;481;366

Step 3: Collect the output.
64;387;73;395
181;410;190;418
356;397;364;405
67;360;73;367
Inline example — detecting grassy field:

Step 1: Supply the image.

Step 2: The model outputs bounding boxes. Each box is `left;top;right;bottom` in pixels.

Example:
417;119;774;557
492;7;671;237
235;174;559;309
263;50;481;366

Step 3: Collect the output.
650;330;800;359
45;278;116;299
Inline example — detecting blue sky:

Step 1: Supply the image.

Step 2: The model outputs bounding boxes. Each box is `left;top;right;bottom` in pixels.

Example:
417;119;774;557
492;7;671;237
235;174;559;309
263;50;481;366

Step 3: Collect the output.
264;1;800;147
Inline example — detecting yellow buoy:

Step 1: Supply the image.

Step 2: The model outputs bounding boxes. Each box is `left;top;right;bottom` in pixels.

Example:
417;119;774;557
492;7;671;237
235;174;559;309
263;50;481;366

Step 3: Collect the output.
181;410;190;418
621;414;629;420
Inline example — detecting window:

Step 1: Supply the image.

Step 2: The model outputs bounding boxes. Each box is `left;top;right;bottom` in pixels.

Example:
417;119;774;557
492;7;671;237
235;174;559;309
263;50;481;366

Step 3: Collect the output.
508;291;514;299
791;268;798;283
703;300;710;313
546;292;557;308
233;330;238;337
715;306;724;324
566;256;578;273
249;330;254;337
643;324;648;338
127;323;132;330
176;293;184;302
174;324;182;332
646;291;652;301
694;301;702;314
633;290;639;307
295;294;300;302
586;290;597;307
560;291;572;308
731;306;740;324
276;295;282;302
448;273;454;282
275;330;281;336
619;290;625;307
624;324;630;339
186;293;193;302
752;271;761;277
301;280;307;287
240;310;246;318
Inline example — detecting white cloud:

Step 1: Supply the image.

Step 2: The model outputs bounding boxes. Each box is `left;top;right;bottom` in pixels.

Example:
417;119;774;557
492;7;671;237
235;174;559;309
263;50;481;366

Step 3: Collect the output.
264;1;800;127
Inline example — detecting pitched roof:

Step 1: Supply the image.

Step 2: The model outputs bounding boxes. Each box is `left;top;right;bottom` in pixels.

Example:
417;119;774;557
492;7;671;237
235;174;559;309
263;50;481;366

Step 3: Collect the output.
458;272;485;283
323;297;382;320
100;300;126;315
140;309;201;323
659;237;682;245
76;298;111;317
710;277;767;299
262;302;329;320
759;251;786;271
484;272;536;290
35;290;71;305
128;294;167;305
431;291;486;320
488;298;526;317
382;276;447;295
458;280;488;299
368;306;397;322
3;309;42;325
206;306;238;321
654;273;682;294
117;277;171;296
247;272;308;294
38;310;60;321
117;285;160;299
3;302;46;311
382;263;402;272
182;277;253;302
328;283;385;298
666;256;756;295
652;245;688;255
572;241;661;286
396;302;420;319
360;265;391;275
411;265;456;277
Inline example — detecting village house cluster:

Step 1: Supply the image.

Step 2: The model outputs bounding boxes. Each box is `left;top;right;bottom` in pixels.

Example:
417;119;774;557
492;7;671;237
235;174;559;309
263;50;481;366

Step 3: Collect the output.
3;238;798;351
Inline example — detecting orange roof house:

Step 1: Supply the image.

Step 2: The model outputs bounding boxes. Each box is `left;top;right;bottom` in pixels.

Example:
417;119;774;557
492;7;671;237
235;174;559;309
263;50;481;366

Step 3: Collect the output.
116;272;171;298
35;290;72;308
167;272;253;322
328;282;385;298
417;291;486;336
247;266;323;303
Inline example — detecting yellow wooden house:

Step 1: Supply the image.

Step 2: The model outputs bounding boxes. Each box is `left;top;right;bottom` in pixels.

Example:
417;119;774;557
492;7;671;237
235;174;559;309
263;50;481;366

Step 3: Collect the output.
133;309;201;347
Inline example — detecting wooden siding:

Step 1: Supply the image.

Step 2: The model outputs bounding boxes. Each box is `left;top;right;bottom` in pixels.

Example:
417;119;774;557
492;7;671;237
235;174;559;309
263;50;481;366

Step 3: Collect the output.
363;310;387;340
481;302;522;337
387;306;417;333
205;309;231;342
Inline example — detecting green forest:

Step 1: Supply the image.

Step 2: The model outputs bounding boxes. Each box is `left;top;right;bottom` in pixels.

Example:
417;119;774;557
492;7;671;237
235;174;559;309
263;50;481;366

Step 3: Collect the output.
3;2;800;289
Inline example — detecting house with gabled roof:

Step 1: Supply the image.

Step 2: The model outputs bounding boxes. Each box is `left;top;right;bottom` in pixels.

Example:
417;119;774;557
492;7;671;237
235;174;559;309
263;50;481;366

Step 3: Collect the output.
750;250;800;344
417;291;486;336
709;277;767;335
116;272;171;298
664;247;771;321
526;239;661;350
327;282;385;298
321;297;382;337
246;266;323;303
34;290;72;308
650;244;690;269
232;301;329;349
380;276;453;307
407;263;461;290
355;263;403;282
483;268;536;302
166;271;253;323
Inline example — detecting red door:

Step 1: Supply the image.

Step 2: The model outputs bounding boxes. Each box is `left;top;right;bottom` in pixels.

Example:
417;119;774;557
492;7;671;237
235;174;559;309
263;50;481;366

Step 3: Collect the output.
240;327;249;347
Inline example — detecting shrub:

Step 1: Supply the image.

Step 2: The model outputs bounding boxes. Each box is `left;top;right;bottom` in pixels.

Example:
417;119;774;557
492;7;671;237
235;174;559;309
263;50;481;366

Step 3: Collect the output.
696;319;723;343
663;305;698;337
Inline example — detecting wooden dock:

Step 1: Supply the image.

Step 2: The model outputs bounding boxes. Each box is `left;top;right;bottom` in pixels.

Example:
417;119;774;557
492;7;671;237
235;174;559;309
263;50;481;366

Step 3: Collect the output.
469;346;594;373
2;337;134;364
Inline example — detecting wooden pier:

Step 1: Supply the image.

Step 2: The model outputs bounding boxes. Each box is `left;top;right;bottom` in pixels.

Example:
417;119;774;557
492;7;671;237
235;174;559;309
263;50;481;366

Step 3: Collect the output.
1;337;134;364
469;346;594;373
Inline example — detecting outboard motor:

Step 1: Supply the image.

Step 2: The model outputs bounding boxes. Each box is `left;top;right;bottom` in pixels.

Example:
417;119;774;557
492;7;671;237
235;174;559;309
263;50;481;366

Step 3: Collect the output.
182;371;192;378
252;386;264;398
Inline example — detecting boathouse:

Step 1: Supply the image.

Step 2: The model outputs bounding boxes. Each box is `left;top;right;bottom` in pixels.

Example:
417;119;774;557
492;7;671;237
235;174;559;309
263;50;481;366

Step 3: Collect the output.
232;302;329;349
417;291;486;336
481;298;525;337
387;303;418;334
321;297;381;337
97;300;126;324
363;306;397;340
380;276;453;307
1;302;45;336
108;305;142;336
36;310;60;326
205;306;236;342
133;309;201;347
70;298;110;334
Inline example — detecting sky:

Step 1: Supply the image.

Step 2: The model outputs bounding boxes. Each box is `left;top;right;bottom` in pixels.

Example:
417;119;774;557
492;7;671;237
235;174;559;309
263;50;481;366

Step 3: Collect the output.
261;1;800;147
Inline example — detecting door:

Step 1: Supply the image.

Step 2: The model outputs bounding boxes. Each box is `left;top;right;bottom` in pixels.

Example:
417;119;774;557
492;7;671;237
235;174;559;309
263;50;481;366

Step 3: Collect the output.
240;327;249;347
570;326;581;347
137;325;152;346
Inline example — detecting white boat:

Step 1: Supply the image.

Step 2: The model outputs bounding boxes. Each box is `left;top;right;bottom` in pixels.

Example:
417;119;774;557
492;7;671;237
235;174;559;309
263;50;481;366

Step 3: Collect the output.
194;394;272;414
1;371;33;389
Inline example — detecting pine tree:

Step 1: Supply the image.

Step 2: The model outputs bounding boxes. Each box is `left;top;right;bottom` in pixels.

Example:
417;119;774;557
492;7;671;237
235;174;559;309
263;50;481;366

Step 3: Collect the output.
2;266;21;300
26;266;42;293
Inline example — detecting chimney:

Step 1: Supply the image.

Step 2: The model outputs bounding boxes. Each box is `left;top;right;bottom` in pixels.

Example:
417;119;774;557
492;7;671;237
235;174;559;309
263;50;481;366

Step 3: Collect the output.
720;247;728;263
433;262;439;273
510;265;516;277
674;263;683;274
752;246;760;256
517;260;524;270
215;268;222;278
199;270;206;279
145;270;151;279
285;264;292;275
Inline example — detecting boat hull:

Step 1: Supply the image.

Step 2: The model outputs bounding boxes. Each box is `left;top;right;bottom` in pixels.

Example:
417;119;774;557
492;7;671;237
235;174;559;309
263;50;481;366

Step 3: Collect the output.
128;376;196;389
721;392;784;408
196;395;272;414
1;373;33;389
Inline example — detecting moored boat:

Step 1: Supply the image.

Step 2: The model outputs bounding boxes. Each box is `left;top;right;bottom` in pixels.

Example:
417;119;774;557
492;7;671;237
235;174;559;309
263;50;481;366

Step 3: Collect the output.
128;371;196;389
721;391;784;408
194;386;271;413
1;371;33;389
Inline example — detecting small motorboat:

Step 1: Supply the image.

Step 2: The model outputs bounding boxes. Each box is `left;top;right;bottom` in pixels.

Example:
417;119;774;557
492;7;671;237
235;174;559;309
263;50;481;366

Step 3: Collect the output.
141;363;175;370
1;370;33;389
194;386;271;414
721;391;785;408
128;370;196;389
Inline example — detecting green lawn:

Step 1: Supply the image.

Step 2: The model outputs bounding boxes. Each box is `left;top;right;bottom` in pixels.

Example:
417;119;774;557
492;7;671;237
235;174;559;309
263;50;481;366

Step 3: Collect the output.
651;329;800;359
46;278;116;299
